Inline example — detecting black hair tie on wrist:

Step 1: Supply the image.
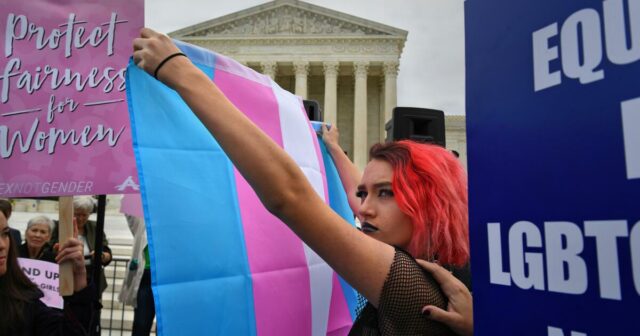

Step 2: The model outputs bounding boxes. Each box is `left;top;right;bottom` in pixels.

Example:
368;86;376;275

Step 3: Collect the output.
154;52;187;80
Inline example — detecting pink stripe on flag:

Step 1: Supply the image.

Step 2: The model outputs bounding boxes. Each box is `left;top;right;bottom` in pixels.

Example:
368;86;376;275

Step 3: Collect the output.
215;53;272;87
326;273;353;336
214;68;312;335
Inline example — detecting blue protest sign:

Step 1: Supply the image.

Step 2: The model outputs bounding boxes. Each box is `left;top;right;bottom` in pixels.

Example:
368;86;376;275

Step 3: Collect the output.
466;1;640;335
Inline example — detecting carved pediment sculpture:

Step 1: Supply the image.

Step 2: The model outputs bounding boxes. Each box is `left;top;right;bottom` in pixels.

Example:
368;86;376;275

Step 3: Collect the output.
183;5;393;37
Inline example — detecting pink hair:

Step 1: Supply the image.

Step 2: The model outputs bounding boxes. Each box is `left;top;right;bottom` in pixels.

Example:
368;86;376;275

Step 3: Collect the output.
369;141;469;266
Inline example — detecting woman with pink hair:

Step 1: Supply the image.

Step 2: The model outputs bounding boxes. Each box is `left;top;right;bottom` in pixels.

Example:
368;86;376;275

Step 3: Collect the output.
133;28;470;335
322;124;471;334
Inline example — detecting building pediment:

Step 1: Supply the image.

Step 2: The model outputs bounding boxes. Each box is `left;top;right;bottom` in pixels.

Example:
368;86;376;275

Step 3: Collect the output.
170;0;407;38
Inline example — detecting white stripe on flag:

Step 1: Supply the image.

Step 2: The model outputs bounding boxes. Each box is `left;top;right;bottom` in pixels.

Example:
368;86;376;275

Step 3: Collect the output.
273;81;333;336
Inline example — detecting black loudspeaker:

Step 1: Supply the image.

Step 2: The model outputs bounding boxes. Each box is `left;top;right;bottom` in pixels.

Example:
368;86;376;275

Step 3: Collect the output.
385;107;446;147
303;100;322;122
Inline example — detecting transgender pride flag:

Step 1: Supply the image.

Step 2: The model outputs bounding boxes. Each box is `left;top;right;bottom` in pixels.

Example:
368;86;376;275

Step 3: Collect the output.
126;41;359;335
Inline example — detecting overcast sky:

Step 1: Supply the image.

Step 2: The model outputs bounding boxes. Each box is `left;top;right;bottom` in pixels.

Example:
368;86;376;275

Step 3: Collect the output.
146;0;466;115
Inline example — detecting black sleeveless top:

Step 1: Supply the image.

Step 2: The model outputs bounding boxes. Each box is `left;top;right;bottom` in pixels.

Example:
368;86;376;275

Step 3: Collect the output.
349;248;455;335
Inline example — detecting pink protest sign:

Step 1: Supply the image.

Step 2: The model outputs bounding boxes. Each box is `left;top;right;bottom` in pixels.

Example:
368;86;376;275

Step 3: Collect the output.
0;0;143;197
18;258;63;309
120;192;143;217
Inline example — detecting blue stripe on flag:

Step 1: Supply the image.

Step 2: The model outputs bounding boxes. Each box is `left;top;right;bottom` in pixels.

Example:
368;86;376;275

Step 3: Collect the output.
126;54;257;335
318;139;360;320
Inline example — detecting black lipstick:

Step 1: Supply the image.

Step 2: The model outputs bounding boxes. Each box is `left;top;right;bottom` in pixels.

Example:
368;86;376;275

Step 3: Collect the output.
361;222;379;233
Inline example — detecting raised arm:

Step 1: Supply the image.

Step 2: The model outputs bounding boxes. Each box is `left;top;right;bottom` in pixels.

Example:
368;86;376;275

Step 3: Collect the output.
322;124;362;215
132;28;394;306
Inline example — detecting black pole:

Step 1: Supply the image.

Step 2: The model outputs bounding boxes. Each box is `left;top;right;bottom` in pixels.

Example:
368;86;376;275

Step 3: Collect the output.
92;195;107;335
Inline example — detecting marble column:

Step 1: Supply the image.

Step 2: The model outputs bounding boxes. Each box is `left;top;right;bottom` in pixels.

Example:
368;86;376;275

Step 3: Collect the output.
293;61;309;99
379;76;386;142
383;61;399;131
322;61;339;126
353;61;369;170
261;61;278;80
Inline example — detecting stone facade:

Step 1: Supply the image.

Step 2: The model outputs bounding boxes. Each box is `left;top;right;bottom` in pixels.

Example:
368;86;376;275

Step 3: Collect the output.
170;0;467;169
11;0;468;216
445;115;467;170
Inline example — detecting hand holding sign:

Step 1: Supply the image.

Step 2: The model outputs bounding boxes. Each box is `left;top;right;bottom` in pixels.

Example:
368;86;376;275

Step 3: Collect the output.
89;250;112;265
54;216;87;293
55;237;87;293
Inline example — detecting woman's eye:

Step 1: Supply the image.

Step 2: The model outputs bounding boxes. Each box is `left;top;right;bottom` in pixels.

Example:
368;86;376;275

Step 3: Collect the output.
355;190;367;200
378;189;394;198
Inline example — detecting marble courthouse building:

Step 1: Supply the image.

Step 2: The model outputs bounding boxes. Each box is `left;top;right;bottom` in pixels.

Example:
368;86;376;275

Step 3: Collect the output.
10;1;467;220
170;0;468;170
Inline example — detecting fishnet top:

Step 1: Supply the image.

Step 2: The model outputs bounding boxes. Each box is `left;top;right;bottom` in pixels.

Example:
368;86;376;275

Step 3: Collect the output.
348;248;454;336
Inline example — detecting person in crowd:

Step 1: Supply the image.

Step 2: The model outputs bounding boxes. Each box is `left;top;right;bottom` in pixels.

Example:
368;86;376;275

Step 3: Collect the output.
133;28;469;335
0;205;96;335
322;121;474;334
0;199;22;245
19;216;56;262
419;260;474;336
119;214;155;336
51;197;112;294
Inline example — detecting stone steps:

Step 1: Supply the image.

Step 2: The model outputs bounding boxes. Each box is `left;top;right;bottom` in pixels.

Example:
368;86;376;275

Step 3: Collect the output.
100;308;157;334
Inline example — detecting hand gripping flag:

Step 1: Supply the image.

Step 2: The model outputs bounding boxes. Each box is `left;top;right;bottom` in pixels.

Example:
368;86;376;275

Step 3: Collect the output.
126;41;359;335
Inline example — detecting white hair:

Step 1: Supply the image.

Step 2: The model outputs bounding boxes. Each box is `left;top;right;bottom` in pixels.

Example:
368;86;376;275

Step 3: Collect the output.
26;215;54;234
73;196;95;213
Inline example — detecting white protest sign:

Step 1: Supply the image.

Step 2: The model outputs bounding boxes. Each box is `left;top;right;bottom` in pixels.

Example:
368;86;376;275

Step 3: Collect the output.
18;257;63;309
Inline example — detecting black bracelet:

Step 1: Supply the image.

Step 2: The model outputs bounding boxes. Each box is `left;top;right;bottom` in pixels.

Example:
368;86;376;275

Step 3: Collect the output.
154;52;187;80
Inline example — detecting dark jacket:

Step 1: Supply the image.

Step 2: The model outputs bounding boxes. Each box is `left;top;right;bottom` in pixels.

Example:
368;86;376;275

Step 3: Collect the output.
10;227;22;245
5;286;96;336
18;242;57;263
